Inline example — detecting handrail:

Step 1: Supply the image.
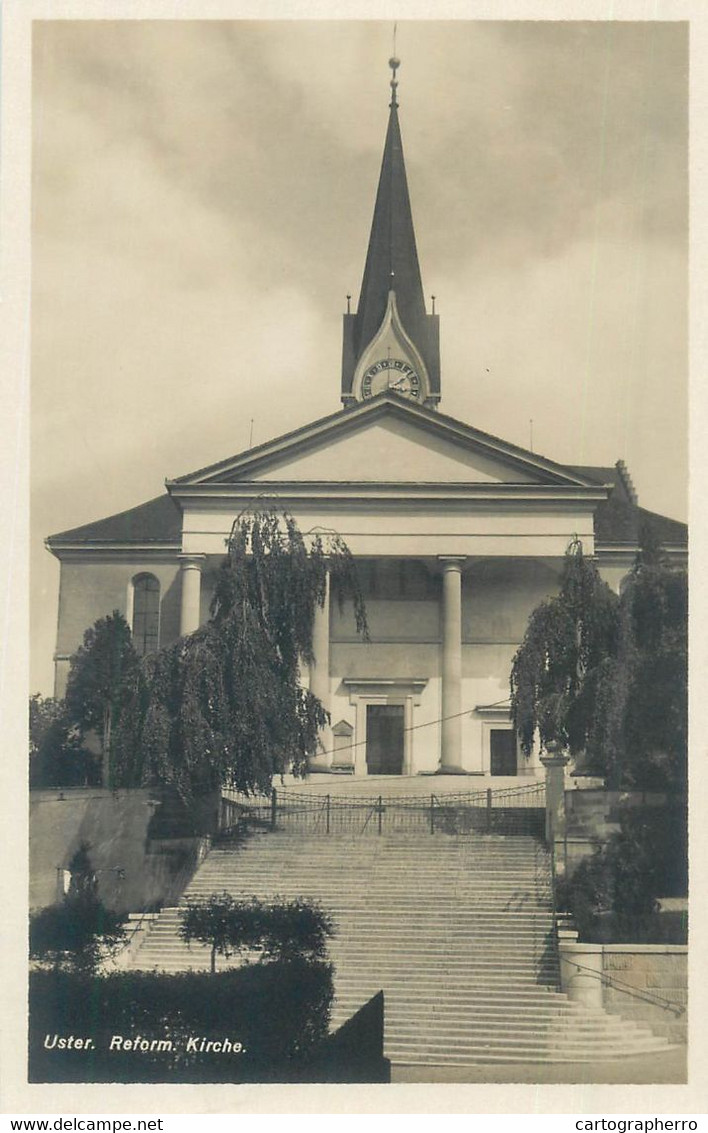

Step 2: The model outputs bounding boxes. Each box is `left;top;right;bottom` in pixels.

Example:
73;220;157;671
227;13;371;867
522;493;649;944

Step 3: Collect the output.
561;956;686;1017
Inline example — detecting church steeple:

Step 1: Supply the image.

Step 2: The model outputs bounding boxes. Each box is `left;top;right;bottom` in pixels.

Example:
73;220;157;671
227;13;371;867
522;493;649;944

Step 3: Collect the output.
342;57;440;407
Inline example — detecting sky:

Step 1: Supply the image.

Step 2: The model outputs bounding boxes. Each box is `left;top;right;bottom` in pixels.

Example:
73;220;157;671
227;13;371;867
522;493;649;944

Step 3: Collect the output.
30;19;688;696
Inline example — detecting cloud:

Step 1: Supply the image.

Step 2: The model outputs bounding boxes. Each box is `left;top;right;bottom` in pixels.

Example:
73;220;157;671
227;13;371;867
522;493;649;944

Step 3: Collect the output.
30;20;688;694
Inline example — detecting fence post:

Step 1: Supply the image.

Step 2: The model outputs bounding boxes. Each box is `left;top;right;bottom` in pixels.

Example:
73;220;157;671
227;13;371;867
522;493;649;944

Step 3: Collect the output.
326;793;331;835
430;794;435;835
270;787;277;830
486;788;492;832
378;795;383;836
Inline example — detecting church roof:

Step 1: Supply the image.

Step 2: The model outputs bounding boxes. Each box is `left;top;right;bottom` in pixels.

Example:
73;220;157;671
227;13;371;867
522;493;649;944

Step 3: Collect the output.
568;465;687;547
46;493;182;549
45;401;687;554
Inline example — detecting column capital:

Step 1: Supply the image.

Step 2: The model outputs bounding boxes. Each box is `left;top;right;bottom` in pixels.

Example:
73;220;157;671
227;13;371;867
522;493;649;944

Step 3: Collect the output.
437;555;467;572
178;553;207;570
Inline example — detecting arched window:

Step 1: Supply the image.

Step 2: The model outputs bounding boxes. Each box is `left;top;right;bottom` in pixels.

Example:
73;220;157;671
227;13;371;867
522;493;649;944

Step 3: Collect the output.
131;573;160;656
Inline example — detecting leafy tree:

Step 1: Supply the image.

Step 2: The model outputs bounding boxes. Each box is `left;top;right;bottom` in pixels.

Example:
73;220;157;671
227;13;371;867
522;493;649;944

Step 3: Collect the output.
510;533;687;789
179;893;334;974
256;898;334;963
30;845;126;974
112;509;368;800
29;694;99;788
557;804;687;941
597;531;687;789
64;612;140;786
510;538;619;761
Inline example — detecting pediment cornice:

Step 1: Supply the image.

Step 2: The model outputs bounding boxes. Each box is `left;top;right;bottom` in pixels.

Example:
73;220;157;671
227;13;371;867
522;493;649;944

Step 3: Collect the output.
167;395;607;494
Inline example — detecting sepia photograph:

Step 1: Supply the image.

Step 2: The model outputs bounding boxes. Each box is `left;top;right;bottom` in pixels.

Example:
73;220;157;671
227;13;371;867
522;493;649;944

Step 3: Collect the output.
25;16;689;1096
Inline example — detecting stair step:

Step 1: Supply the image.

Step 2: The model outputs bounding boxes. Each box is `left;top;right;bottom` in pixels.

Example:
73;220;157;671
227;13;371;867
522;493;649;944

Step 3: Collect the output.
126;827;670;1065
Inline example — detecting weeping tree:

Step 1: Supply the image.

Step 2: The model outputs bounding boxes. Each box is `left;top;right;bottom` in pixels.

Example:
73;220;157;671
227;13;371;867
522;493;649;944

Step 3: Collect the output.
592;530;687;789
112;509;368;800
510;532;687;789
510;537;620;765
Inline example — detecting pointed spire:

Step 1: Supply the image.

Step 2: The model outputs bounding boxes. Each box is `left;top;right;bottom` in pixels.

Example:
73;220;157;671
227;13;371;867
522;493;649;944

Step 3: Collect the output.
389;53;400;108
353;56;427;363
341;55;441;406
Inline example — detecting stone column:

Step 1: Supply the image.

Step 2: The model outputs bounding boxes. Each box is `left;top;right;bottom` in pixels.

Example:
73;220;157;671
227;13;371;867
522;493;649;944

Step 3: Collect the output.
439;556;466;773
179;554;206;636
541;743;570;875
308;571;331;771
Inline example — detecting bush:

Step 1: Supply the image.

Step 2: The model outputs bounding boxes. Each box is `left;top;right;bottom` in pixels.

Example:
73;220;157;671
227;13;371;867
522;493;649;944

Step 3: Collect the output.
29;963;334;1082
30;843;127;973
179;893;334;972
557;803;688;942
30;897;127;975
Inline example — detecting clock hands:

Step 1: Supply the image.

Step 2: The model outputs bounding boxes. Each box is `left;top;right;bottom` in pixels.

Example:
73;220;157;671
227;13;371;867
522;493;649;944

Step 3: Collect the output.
361;357;420;399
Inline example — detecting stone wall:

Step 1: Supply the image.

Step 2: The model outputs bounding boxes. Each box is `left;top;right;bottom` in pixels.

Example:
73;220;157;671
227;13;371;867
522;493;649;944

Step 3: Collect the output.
559;940;687;1044
602;945;687;1044
563;788;679;878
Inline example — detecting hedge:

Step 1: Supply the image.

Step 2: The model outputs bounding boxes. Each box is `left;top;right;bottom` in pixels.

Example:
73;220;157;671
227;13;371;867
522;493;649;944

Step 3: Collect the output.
29;961;334;1082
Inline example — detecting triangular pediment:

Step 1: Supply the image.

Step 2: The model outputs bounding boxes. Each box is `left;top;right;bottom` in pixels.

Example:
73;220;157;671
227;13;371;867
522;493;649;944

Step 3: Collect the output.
170;396;600;489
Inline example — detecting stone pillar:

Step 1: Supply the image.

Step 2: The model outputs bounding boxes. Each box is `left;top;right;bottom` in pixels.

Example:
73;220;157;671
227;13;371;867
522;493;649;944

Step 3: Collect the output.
179;554;206;636
308;571;331;771
541;743;570;876
559;942;604;1010
439;557;466;773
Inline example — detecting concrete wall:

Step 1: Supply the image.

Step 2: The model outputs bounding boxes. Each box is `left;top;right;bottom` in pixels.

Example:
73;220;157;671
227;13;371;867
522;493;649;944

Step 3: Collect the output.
29;788;206;914
181;497;597;559
54;558;182;696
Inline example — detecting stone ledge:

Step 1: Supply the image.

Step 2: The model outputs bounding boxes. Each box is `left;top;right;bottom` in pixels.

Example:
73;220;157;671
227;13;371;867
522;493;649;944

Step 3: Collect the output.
600;944;688;955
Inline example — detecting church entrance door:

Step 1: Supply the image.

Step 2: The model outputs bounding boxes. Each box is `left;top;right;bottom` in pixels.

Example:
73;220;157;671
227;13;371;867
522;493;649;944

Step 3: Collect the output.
366;704;404;774
490;728;517;776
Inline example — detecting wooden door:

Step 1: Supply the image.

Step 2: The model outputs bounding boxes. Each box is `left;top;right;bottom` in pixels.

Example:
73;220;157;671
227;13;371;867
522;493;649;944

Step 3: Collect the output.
490;728;517;776
366;704;404;775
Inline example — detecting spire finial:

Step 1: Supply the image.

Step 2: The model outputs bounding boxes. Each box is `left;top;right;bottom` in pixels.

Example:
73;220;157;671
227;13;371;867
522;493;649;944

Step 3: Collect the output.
389;26;400;109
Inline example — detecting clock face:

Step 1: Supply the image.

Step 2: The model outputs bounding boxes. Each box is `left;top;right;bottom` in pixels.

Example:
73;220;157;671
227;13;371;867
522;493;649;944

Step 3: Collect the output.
361;358;421;400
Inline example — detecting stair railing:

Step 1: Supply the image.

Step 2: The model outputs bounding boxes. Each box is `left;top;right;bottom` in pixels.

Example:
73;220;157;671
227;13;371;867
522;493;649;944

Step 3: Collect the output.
560;956;686;1018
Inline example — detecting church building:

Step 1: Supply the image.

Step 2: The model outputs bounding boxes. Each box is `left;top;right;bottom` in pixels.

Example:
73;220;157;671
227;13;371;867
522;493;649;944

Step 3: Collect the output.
46;58;687;780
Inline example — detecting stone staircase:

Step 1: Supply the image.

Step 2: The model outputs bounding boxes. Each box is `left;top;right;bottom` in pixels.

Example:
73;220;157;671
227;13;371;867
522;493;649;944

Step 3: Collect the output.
126;826;676;1067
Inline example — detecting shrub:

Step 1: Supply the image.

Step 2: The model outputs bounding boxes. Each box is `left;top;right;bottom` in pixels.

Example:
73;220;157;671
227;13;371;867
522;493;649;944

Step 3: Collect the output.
30;897;127;975
29;963;334;1082
30;843;127;974
557;804;687;941
178;893;334;972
